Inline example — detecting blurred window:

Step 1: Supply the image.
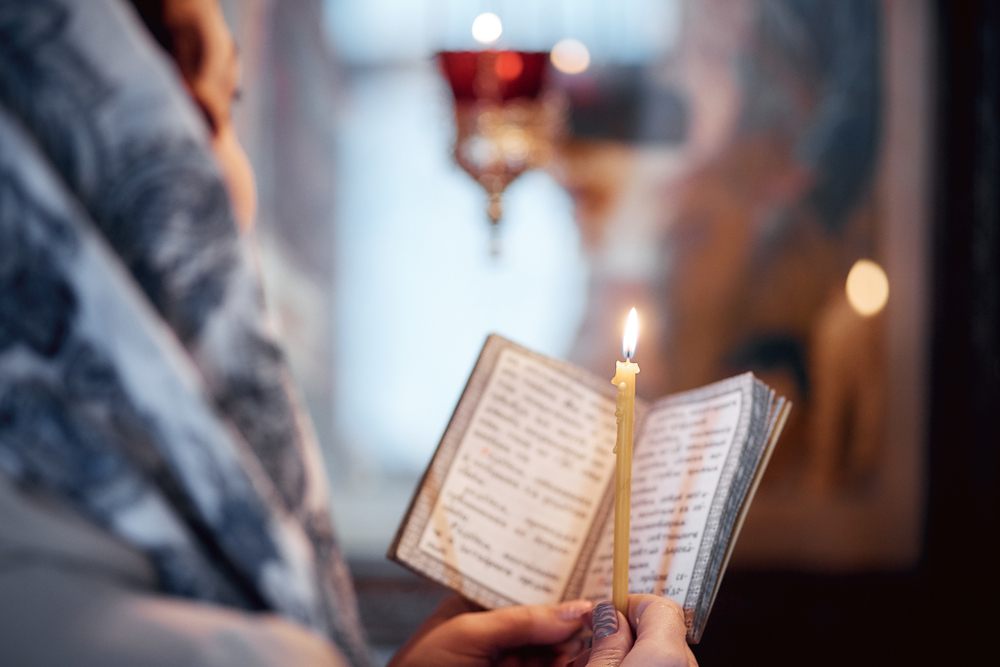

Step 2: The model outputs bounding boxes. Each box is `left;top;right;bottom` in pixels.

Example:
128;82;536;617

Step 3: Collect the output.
322;1;685;555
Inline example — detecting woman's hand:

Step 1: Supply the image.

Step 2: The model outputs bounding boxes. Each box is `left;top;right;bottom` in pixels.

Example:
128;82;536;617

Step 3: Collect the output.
390;593;697;667
569;595;697;667
389;595;593;667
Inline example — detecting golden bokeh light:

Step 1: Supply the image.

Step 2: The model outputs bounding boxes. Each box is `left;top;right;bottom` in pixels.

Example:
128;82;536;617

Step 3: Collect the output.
472;13;502;44
550;38;590;74
846;259;889;316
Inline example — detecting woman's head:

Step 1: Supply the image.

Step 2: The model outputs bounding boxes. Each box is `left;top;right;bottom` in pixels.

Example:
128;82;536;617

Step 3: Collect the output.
131;0;256;231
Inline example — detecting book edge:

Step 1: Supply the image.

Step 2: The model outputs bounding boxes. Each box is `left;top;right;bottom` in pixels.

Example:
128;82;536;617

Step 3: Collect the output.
688;398;791;643
680;373;761;633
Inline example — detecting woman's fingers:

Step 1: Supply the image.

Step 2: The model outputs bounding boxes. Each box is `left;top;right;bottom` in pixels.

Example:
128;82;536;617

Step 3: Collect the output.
624;595;697;667
553;633;588;661
568;648;591;667
389;599;592;667
388;594;482;666
450;599;593;653
423;595;483;632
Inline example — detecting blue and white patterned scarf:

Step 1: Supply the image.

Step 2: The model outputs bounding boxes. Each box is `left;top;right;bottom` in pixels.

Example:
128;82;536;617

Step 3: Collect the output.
0;1;371;664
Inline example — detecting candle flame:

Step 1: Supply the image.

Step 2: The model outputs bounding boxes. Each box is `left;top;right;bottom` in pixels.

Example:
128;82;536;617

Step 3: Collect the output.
622;308;638;359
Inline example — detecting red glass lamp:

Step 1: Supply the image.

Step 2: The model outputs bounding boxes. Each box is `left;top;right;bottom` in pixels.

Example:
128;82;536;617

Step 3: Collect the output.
438;50;561;252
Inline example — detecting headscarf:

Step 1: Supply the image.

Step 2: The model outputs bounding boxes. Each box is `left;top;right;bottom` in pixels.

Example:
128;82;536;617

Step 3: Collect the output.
0;1;371;665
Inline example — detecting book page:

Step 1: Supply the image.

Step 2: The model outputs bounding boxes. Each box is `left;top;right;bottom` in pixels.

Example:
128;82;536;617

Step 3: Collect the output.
414;347;619;605
578;387;745;604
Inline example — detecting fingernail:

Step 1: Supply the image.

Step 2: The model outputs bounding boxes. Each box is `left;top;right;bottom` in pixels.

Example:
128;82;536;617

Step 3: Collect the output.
592;601;618;640
556;599;594;620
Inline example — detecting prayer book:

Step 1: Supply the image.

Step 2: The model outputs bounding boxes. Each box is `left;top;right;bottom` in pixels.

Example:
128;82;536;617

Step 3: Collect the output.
389;335;790;642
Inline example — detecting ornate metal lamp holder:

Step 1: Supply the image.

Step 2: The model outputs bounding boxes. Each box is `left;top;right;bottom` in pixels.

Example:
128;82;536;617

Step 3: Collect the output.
438;50;561;254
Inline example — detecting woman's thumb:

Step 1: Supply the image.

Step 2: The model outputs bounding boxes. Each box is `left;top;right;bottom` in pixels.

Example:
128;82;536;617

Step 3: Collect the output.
573;601;633;667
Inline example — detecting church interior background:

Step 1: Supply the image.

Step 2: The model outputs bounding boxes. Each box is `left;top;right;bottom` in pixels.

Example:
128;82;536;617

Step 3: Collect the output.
218;1;1000;664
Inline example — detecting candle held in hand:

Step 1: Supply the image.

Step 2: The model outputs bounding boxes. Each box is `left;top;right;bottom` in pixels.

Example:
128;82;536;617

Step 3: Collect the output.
612;308;639;616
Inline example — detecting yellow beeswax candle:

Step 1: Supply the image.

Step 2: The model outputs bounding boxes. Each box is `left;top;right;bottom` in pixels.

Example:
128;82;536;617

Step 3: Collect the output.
611;308;639;616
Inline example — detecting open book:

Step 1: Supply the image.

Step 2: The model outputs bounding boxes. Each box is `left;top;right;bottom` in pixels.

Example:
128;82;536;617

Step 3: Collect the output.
389;335;790;642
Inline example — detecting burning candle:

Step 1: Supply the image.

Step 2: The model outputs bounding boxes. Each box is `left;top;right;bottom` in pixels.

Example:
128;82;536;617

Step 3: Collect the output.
612;308;639;615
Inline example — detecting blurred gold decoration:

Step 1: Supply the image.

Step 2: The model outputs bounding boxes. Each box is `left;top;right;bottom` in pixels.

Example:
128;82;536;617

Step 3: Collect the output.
438;50;562;254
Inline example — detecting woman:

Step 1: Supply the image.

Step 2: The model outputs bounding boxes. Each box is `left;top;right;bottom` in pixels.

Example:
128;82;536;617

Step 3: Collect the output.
0;1;696;665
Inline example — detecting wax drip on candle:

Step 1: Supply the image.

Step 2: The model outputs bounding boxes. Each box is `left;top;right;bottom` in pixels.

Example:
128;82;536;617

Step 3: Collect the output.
613;385;626;454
